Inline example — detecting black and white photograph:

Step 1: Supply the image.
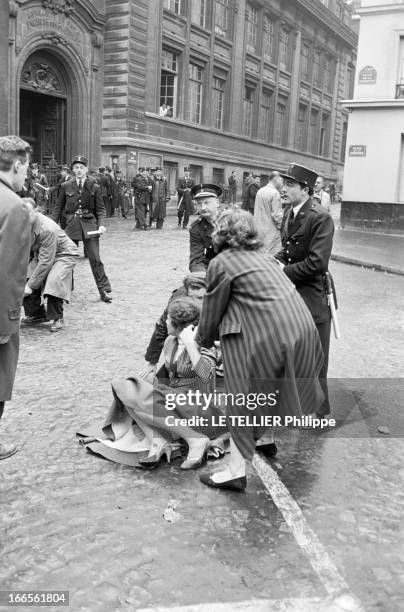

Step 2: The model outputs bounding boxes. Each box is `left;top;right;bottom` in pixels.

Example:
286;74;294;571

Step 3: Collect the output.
0;1;403;611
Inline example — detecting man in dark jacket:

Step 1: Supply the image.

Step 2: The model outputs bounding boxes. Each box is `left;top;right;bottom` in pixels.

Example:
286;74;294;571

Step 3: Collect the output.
189;183;222;272
242;174;260;213
276;163;335;417
132;167;152;230
228;171;237;204
176;167;195;229
52;155;113;302
151;167;170;229
0;135;32;460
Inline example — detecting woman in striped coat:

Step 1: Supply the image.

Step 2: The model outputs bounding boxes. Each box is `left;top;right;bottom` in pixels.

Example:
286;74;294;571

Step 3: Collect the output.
198;209;324;491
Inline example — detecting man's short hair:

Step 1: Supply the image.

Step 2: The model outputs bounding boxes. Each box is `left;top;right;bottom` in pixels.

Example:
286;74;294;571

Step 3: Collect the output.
0;135;31;172
268;171;281;181
183;273;206;292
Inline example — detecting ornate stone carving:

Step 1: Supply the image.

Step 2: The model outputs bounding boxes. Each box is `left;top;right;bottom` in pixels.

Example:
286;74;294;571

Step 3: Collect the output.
42;0;75;16
21;62;65;94
42;32;68;47
9;1;18;18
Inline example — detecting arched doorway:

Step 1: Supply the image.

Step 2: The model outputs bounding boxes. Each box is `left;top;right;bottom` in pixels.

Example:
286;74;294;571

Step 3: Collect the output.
19;51;68;166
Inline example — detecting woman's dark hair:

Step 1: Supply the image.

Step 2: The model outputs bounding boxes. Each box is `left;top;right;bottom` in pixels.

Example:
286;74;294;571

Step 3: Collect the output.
212;208;264;252
168;296;201;331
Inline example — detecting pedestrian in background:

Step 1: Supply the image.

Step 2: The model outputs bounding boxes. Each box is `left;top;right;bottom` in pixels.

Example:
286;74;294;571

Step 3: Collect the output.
151;166;170;229
52;155;113;302
313;175;331;212
228;170;237;204
254;170;284;255
132;167;152;230
176;167;195;229
0;135;32;460
242;174;260;214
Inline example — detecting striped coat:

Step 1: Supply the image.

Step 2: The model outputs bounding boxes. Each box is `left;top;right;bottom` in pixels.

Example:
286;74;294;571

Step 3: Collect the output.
198;248;324;460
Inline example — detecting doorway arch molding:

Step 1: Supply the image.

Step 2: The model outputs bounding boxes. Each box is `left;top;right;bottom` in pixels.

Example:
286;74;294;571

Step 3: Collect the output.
13;36;90;162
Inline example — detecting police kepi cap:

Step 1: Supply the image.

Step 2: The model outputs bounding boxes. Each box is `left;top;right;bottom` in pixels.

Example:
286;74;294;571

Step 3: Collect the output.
191;183;222;199
71;155;88;169
280;163;318;190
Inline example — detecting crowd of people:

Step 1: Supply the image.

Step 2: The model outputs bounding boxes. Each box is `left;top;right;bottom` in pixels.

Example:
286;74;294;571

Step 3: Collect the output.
0;134;337;495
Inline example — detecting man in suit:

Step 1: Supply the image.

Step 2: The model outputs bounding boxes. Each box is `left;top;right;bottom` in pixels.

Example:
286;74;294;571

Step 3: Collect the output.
254;170;284;255
0;135;32;459
276;163;335;417
52;155;113;302
176;167;195;229
242;174;260;213
228;171;237;204
189;183;222;272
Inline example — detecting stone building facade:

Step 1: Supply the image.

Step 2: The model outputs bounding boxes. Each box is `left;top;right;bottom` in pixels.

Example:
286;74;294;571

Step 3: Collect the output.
1;0;357;198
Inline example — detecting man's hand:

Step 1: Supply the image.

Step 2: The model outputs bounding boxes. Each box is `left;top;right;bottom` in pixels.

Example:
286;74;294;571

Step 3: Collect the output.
98;226;106;234
0;335;11;345
138;363;157;381
24;284;33;296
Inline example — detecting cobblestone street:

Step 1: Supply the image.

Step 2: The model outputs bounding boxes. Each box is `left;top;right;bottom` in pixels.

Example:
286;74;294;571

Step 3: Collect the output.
0;216;403;612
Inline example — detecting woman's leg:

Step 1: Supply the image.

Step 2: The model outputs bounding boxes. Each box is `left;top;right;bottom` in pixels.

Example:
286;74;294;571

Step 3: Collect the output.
210;436;246;483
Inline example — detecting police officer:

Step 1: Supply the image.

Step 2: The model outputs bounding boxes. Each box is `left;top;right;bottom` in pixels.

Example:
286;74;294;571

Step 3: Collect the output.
52;155;113;302
189;183;222;272
132;167;152;230
176;167;195;229
276;163;335;418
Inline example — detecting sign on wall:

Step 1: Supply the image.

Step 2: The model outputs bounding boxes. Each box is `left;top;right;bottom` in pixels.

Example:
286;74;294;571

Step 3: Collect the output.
359;66;377;84
349;145;367;157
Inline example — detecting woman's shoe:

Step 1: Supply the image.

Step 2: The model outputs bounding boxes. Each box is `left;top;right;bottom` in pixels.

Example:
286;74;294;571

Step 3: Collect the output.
138;441;171;470
180;438;210;471
200;473;247;492
256;442;277;458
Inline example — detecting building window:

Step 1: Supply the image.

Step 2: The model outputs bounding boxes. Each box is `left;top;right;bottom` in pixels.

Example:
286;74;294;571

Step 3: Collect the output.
301;43;310;81
212;167;225;185
164;0;183;15
191;0;206;28
309;108;319;154
215;0;229;38
319;113;330;157
279;27;291;70
259;90;273;141
189;63;203;124
274;96;288;145
243;85;255;137
160;49;178;117
295;103;307;151
263;15;274;60
323;56;332;92
340;121;348;162
212;77;225;130
246;3;259;52
345;64;354;98
313;50;322;88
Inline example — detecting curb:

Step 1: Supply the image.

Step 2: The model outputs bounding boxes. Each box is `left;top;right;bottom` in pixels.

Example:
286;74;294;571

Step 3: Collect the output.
331;254;404;276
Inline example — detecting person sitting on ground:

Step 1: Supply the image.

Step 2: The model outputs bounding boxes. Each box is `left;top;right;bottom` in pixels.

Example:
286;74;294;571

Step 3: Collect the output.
21;201;80;332
189;183;222;272
101;297;226;470
142;273;207;379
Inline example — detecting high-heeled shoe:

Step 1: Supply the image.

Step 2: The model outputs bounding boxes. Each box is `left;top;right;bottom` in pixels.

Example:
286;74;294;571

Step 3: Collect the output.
256;442;277;458
180;438;210;470
138;441;171;470
200;472;247;492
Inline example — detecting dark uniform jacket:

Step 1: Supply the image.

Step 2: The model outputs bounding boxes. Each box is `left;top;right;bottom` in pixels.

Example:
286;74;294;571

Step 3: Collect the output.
176;176;195;206
276;197;334;324
189;217;215;272
242;182;259;213
132;175;152;204
52;176;105;241
228;175;237;192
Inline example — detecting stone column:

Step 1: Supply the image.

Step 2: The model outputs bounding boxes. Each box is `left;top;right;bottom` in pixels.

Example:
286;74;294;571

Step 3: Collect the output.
0;2;10;134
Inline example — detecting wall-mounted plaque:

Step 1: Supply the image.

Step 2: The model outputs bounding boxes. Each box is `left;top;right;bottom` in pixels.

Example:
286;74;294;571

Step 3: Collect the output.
359;66;377;84
349;145;367;157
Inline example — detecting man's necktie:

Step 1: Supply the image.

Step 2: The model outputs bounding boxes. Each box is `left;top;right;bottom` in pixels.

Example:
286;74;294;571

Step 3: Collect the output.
287;208;295;233
78;180;82;191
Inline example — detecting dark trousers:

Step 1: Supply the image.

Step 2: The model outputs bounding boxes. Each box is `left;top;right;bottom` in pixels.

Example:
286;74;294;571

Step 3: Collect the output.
156;219;164;229
316;319;331;416
135;201;148;228
83;237;112;295
23;288;64;320
230;190;237;204
177;205;191;228
0;401;4;419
